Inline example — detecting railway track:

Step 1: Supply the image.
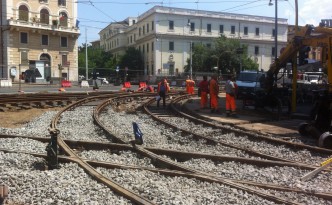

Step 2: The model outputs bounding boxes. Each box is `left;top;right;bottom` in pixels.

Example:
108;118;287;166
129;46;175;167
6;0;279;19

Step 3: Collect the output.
0;92;332;204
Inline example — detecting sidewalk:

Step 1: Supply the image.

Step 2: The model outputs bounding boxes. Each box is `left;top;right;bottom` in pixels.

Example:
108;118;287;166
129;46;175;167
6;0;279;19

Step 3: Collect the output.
183;94;309;137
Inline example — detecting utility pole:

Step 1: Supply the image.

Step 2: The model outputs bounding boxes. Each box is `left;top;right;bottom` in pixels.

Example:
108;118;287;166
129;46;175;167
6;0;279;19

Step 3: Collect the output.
190;41;193;79
85;27;88;80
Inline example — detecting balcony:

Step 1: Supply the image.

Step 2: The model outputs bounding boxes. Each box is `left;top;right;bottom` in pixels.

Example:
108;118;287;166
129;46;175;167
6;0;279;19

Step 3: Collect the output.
8;18;80;35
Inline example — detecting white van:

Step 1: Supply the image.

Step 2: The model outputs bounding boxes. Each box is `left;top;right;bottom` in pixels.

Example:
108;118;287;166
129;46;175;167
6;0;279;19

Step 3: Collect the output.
235;71;265;98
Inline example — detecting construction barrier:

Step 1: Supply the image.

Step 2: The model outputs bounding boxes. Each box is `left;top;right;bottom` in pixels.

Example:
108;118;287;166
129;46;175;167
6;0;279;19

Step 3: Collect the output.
139;81;147;88
80;80;89;88
0;80;12;88
124;81;131;88
61;80;72;87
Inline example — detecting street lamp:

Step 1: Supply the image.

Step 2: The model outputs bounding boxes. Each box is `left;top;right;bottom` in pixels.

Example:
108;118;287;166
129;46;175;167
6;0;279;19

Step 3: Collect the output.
187;20;193;79
269;0;278;63
190;41;193;79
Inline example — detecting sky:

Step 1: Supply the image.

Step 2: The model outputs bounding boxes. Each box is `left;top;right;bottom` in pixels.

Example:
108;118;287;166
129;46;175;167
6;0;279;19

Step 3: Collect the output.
77;0;332;46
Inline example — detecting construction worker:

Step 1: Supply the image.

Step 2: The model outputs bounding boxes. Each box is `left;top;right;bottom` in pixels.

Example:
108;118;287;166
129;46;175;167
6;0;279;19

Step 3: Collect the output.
198;76;209;109
185;75;195;94
209;75;219;113
157;78;170;108
225;75;237;117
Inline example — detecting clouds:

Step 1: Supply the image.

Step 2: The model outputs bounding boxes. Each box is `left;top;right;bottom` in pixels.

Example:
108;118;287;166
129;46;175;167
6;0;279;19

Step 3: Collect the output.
299;0;332;26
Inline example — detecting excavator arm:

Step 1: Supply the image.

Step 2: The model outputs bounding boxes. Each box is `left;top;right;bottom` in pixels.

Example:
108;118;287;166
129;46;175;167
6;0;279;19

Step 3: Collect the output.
265;25;315;92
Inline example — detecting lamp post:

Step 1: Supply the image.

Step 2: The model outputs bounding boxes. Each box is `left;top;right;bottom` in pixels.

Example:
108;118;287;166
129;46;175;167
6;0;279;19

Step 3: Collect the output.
187;20;193;79
190;41;193;79
269;0;278;63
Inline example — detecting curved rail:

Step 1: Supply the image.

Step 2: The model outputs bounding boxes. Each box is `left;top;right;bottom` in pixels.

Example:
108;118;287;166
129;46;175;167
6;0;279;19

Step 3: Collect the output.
50;92;156;205
92;94;305;205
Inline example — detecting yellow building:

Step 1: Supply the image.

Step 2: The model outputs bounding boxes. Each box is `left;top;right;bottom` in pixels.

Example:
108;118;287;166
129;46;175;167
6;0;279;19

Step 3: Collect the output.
0;0;80;83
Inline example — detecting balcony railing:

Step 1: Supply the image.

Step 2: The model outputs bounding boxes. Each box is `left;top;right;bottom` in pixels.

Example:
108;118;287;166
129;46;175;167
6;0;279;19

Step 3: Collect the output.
8;18;80;34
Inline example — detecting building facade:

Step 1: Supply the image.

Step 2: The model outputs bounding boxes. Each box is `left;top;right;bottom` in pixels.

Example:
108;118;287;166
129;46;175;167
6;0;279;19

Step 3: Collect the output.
0;0;80;82
100;6;288;76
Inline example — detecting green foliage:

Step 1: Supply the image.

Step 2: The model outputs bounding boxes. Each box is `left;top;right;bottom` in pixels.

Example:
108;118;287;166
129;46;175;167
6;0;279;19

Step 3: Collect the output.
118;47;144;78
187;35;259;75
78;44;116;76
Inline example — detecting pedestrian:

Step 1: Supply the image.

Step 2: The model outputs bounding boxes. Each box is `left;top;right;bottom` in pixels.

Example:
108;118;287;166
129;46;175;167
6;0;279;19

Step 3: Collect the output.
198;76;209;109
185;75;195;94
157;78;170;108
225;75;237;117
209;75;219;113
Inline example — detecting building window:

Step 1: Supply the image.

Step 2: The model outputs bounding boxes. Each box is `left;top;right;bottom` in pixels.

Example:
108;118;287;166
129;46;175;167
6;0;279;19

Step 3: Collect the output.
219;25;224;33
139;28;141;36
39;0;48;3
206;43;211;48
59;12;68;27
231;26;235;34
272;47;275;56
272;28;276;37
255;46;259;55
190;23;195;32
152;21;154;30
62;55;68;66
142;44;145;54
58;0;66;6
207;24;211;33
40;9;49;24
147;43;149;53
169;42;174;51
244;27;248;35
147;24;149;33
130;36;132;43
18;5;29;21
20;32;28;44
169;21;174;30
255;28;260;36
60;36;68;47
41;35;48;45
143;25;145;35
21;51;28;65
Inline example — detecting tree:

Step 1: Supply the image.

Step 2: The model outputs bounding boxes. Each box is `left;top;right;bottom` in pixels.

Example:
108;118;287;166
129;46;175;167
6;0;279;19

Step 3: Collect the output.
186;35;258;75
78;44;116;77
118;47;144;80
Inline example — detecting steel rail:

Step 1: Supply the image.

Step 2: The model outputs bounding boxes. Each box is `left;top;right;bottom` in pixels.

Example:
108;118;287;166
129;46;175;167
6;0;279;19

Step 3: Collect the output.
174;96;332;154
0;134;317;170
50;92;156;205
1;147;332;201
92;94;301;205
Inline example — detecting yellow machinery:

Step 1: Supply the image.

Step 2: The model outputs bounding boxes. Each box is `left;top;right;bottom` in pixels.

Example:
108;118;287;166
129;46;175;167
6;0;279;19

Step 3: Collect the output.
265;24;332;148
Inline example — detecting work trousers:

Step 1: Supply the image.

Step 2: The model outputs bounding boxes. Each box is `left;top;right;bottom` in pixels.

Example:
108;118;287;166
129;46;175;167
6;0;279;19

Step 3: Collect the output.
200;92;208;108
210;94;218;110
226;93;236;113
157;91;166;107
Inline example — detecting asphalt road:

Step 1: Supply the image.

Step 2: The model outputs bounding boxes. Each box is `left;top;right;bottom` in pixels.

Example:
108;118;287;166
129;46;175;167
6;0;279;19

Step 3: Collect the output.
0;83;141;94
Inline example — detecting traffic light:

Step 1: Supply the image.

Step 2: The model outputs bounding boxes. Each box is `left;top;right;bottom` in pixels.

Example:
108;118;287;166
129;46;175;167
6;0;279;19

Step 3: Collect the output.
298;46;310;66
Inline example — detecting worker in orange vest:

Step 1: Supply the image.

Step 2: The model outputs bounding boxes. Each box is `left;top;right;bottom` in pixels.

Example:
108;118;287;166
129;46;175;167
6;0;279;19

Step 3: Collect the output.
198;76;209;109
225;75;237;117
209;75;219;113
157;78;170;108
185;76;195;94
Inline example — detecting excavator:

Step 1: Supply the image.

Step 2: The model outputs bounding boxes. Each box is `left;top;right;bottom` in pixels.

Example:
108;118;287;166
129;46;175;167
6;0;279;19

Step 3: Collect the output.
264;23;332;148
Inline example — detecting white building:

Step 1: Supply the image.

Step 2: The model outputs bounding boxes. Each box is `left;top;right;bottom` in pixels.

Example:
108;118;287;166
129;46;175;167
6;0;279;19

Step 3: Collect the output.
99;6;288;76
